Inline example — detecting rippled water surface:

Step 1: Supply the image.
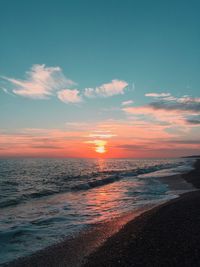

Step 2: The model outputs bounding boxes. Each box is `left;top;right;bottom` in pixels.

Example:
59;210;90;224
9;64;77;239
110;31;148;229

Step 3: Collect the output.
0;158;194;265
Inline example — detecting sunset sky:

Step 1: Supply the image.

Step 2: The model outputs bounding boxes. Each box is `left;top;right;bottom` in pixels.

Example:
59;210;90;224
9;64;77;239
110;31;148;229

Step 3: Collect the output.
0;0;200;158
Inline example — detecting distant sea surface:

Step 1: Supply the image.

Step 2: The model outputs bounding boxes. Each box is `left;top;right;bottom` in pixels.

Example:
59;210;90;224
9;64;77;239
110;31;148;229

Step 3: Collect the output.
0;158;195;265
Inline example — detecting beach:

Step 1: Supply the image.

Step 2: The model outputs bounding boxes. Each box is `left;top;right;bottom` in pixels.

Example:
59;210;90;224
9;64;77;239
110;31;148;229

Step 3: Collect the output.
1;0;200;266
3;158;199;267
84;191;200;267
84;159;200;267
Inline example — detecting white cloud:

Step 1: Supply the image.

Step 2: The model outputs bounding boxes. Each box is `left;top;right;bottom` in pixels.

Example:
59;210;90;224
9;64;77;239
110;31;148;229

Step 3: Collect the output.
88;133;116;138
1;64;76;99
176;96;200;104
145;93;171;98
123;93;200;127
84;79;128;98
1;65;130;104
57;89;82;103
121;100;134;106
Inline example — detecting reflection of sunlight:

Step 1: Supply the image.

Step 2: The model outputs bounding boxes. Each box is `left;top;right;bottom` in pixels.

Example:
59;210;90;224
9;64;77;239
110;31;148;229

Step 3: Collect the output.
82;181;133;222
54;178;141;224
83;179;141;222
85;184;122;218
97;158;106;171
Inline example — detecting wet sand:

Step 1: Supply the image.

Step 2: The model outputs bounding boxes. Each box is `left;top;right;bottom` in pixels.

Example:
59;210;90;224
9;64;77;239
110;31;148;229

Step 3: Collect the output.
5;204;164;267
5;159;200;267
84;159;200;267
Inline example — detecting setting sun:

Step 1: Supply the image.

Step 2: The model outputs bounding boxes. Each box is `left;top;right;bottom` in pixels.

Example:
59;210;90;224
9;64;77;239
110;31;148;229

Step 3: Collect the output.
94;140;107;154
95;145;106;154
85;139;107;155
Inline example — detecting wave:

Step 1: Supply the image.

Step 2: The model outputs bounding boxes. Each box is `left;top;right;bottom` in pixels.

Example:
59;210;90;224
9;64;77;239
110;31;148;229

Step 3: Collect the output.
72;174;121;191
0;227;32;244
0;189;59;209
0;161;191;209
71;164;179;191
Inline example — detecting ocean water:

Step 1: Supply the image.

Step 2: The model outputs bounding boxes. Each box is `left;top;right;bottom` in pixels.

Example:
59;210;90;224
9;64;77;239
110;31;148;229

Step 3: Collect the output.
0;158;195;265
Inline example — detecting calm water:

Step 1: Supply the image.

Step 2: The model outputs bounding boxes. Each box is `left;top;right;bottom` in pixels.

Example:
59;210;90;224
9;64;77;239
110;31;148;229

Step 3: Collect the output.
0;158;194;265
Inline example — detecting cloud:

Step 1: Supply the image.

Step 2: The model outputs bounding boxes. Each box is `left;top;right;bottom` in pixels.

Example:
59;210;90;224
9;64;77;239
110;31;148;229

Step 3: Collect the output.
116;144;152;151
57;89;82;103
145;92;171;98
0;128;90;157
115;143;200;157
176;96;200;104
167;139;200;145
84;79;128;98
1;66;129;104
87;133;116;139
123;94;200;127
0;119;199;158
1;64;76;99
185;118;200;125
85;139;107;145
145;92;200;112
31;145;62;149
149;98;200;113
121;100;134;106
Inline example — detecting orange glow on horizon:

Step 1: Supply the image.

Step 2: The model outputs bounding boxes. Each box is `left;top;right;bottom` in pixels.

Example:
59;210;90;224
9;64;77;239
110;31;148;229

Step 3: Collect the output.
0;124;199;159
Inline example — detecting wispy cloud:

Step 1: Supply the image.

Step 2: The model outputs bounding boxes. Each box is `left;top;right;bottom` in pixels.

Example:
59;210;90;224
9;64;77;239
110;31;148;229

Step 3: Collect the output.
87;133;116;139
57;89;82;103
0;128;88;157
84;79;128;98
149;96;200;112
1;64;76;99
0;118;199;158
121;100;134;106
123;94;200;127
186;117;200;125
1;65;129;105
145;92;171;98
166;139;200;145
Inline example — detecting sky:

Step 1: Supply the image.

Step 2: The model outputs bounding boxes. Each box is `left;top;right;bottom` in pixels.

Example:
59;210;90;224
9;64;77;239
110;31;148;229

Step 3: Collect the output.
0;0;200;158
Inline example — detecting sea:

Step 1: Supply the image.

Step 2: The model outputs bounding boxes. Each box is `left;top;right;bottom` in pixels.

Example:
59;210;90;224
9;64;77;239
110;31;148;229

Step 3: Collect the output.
0;157;195;265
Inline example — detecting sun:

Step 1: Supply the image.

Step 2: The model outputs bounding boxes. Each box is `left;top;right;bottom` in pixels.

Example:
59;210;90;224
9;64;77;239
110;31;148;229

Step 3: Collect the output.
94;140;107;154
85;139;107;155
95;145;106;154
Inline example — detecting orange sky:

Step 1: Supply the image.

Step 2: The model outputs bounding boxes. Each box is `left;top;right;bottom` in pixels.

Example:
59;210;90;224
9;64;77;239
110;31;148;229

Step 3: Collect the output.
0;117;199;158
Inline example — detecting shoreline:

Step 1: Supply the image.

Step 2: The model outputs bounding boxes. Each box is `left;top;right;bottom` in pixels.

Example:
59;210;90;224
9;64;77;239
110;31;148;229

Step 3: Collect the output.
4;203;167;267
4;158;199;267
83;158;200;267
84;190;200;267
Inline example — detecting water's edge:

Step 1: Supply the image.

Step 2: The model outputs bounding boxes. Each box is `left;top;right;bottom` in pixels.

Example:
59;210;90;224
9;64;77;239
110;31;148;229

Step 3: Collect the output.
4;159;197;267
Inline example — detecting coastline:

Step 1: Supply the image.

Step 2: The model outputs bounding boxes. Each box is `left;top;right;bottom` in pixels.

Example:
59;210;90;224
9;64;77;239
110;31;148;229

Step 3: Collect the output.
84;190;200;267
4;203;166;267
4;158;199;267
83;158;200;267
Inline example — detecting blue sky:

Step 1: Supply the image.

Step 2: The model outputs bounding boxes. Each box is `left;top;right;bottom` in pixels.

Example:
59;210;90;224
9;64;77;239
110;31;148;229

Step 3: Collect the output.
0;0;200;157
